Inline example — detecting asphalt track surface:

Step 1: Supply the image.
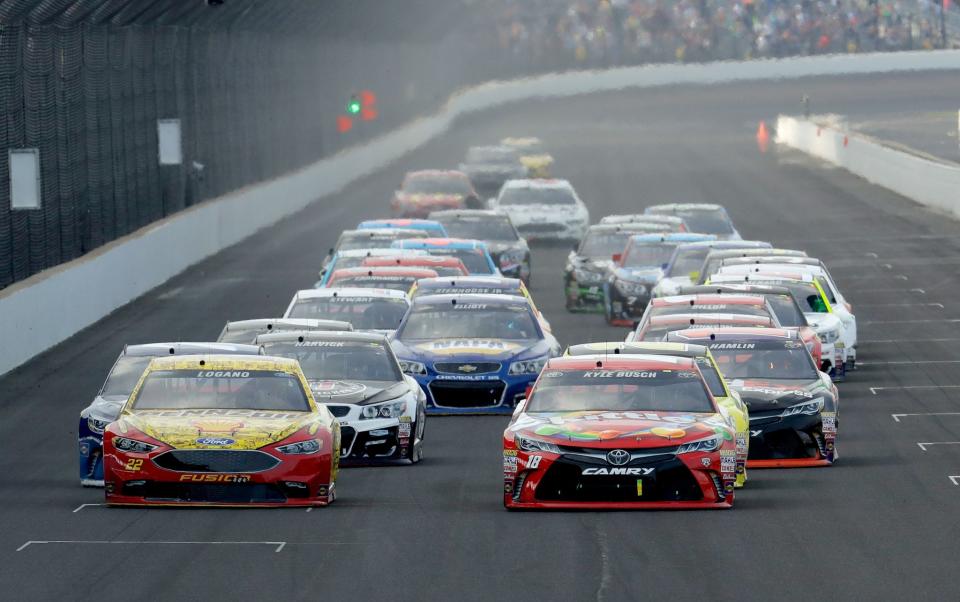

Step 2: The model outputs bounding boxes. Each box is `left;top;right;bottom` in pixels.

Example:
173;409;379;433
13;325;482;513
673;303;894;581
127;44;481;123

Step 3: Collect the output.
3;70;960;601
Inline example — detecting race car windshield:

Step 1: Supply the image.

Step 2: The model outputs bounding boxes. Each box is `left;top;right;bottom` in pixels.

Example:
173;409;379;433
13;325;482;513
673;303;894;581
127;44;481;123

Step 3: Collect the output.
287;298;409;330
673;210;734;235
218;327;262;344
424;249;494;274
748;281;828;313
765;294;807;327
668;247;710;276
466;148;518;164
404;178;472;196
102;356;153;396
260;342;401;382
132;370;310;411
498;188;576;206
694;357;727;398
623;243;676;268
651;304;770;319
438;217;518;241
398;304;539;341
527;369;713;413
579;232;631;258
708;340;819;380
330;276;418;292
338;231;426;251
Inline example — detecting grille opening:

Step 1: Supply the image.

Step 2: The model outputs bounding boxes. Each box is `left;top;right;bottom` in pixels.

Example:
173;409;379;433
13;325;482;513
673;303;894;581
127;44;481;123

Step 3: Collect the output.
153;450;279;473
534;460;702;503
748;428;819;460
430;380;505;408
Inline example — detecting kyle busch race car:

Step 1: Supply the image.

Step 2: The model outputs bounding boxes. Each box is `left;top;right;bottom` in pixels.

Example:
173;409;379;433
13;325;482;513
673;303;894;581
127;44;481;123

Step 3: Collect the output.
79;342;259;486
603;233;715;326
103;355;340;506
257;331;426;464
503;355;737;509
217;318;353;344
391;170;481;218
668;328;838;468
491;179;589;242
391;293;560;414
283;288;411;334
428;209;531;282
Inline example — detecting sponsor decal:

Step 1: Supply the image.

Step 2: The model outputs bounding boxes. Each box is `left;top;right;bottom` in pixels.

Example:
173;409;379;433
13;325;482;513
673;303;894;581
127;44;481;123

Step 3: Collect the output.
195;437;236;446
527;455;543;470
399;416;412;423
720;456;736;473
701;457;712;467
453;304;488;310
179;474;252;483
503;449;518;457
740;386;811;398
197;370;250;378
310;381;367;397
458;365;479;373
606;449;630;466
296;341;346;347
582;467;654;476
750;430;763;438
709;343;756;350
504;482;514;494
145;409;301;419
398;423;412;437
328;297;374;303
822;412;837;433
690;304;730;310
503;457;518;473
125;458;143;472
433;374;500;382
583;370;658;378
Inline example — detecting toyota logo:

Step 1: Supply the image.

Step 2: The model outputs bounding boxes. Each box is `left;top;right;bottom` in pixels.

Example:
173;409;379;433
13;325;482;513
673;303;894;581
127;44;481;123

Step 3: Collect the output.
606;449;630;466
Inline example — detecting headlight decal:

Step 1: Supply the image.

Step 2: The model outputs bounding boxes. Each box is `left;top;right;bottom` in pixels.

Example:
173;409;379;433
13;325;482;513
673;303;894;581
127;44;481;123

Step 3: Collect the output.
113;436;158;454
781;397;825;418
277;439;322;455
508;358;547;376
360;400;408;420
676;436;721;455
398;360;427;376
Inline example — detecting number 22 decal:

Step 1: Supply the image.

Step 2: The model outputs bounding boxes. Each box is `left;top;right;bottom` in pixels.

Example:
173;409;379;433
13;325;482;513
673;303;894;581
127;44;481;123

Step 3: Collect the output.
125;458;143;471
527;455;542;470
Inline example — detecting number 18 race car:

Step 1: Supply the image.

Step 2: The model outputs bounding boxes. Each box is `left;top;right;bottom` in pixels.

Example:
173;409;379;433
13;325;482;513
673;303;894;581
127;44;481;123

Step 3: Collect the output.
103;355;340;506
503;355;737;509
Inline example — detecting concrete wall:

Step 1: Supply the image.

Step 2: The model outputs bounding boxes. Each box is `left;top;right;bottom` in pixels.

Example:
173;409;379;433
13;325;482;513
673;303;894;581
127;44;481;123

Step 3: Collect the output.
3;49;960;375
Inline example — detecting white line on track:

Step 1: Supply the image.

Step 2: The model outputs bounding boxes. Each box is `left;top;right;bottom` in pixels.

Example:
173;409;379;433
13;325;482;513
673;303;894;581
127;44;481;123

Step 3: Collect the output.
949;476;960;486
72;503;106;513
856;302;943;309
895;275;910;281
918;442;960;452
892;412;960;422
860;338;960;344
870;385;960;395
16;540;288;552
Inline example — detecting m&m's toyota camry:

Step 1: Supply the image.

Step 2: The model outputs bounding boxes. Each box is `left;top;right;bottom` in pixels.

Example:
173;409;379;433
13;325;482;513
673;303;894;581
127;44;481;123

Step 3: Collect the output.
502;355;737;509
103;355;340;507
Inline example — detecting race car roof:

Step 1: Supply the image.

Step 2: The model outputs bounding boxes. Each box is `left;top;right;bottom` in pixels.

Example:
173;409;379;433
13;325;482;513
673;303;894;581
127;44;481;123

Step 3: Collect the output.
414;276;522;291
123;342;260;357
709;273;817;284
333;249;428;259
340;228;427;238
501;178;573;191
649;313;773;326
666;327;799;343
721;256;821;267
393;238;489;250
221;318;354;332
630;233;717;243
651;294;767;307
646;203;725;212
145;354;302;372
410;293;529;309
293;287;410;301
673;240;771;250
601;214;686;225
678;284;795;297
358;219;446;230
428;209;508;219
255;330;388;346
329;267;439;278
406;169;469;179
586;223;669;234
362;256;466;268
705;248;807;260
545;354;697;371
565;341;709;358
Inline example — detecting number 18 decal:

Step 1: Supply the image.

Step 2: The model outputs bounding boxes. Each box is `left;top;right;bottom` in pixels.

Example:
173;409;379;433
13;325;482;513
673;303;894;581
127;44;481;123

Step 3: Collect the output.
527;455;542;470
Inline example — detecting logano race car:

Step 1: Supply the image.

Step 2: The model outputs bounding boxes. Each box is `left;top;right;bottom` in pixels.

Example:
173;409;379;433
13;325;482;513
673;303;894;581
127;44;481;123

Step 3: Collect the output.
283;288;411;335
501;136;554;178
565;224;674;313
103;355;340;506
391;294;560;414
651;240;772;298
79;342;260;487
667;328;838;468
257;331;426;464
357;218;448;238
428;209;531;283
491;179;590;242
217;318;353;344
564;342;750;488
324;266;439;292
315;248;429;287
391;170;481;218
644;203;741;241
603;233;716;326
502;355;738;509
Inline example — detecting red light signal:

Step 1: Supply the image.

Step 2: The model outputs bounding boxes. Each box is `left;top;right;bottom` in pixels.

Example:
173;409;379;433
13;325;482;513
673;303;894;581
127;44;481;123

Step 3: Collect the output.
336;115;353;133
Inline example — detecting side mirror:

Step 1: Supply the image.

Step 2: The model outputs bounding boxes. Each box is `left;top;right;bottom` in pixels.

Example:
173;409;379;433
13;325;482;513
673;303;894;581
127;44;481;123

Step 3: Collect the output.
661;263;669;270
612;253;622;263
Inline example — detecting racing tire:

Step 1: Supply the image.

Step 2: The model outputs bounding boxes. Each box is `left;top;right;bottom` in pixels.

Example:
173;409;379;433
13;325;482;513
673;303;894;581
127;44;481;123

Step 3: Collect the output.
407;403;426;464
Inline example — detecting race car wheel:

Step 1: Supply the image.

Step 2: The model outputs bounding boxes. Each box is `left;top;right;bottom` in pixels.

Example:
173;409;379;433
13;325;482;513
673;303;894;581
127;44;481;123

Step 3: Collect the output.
408;403;426;464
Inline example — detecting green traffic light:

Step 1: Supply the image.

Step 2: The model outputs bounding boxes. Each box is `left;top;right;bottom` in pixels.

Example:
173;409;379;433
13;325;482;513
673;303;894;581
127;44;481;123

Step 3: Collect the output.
347;99;361;114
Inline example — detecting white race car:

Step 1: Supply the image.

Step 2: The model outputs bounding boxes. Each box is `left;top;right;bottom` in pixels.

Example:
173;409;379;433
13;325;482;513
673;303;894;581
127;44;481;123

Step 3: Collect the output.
283;287;411;335
256;330;426;464
491;179;589;242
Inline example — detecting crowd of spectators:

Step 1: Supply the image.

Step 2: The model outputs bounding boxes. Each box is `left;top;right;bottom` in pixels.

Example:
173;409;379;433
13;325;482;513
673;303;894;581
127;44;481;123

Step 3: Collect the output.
488;1;951;72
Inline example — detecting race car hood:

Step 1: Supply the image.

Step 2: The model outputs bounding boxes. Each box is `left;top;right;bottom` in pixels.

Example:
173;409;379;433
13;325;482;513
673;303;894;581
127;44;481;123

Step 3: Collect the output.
395;193;464;206
121;409;319;450
805;312;842;333
506;205;580;223
611;266;664;283
394;338;547;362
308;379;408;406
509;411;727;450
569;254;613;272
726;379;826;413
462;163;523;175
486;240;528;255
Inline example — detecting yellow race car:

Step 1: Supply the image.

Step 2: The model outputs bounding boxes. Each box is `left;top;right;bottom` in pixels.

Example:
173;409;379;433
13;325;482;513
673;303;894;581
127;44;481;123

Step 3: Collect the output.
501;137;554;178
564;341;750;488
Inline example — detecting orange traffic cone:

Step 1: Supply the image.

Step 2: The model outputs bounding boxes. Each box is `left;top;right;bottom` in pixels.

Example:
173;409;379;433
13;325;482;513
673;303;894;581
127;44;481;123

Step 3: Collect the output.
756;121;770;153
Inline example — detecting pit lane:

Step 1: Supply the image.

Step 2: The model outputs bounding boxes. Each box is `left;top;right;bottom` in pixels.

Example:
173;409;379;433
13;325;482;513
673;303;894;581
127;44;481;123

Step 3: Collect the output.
2;70;960;600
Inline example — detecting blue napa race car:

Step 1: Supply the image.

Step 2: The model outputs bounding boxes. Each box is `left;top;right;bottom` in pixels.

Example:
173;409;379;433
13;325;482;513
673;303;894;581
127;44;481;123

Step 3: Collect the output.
357;218;448;237
603;232;716;326
391;238;500;276
390;294;560;414
77;342;260;486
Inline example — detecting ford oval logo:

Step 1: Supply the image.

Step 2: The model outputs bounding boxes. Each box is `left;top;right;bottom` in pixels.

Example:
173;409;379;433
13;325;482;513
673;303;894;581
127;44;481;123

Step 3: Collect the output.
196;437;235;446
